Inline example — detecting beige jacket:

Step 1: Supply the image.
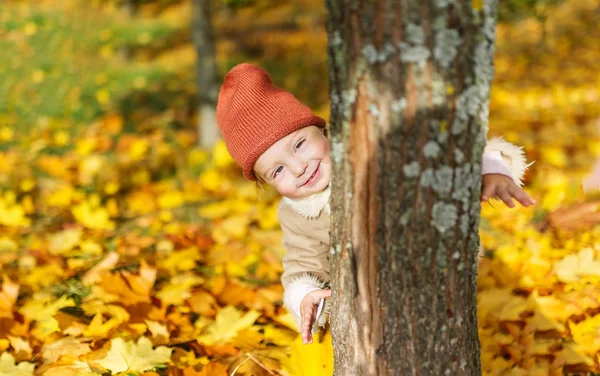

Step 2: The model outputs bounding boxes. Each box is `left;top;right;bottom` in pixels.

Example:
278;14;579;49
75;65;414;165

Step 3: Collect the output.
278;137;534;333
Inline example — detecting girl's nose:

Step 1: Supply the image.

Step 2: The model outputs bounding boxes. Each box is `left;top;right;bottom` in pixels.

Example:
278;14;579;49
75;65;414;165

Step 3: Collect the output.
292;160;308;177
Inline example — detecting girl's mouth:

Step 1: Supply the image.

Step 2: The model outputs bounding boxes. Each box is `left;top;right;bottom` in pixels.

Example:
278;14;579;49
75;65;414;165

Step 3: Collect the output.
303;162;321;186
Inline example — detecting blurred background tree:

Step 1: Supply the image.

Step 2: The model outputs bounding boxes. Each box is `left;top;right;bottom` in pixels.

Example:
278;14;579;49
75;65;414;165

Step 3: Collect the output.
192;0;219;148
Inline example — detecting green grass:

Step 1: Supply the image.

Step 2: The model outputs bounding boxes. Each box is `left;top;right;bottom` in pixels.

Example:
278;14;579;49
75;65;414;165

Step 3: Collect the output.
0;1;183;141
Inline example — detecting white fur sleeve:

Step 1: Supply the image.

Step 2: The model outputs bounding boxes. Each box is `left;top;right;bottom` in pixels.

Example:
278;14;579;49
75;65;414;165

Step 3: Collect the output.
483;137;535;187
482;150;513;178
283;273;328;333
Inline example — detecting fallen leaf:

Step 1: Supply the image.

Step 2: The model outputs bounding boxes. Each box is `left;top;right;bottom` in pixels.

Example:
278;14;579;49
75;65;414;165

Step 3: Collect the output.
94;336;172;373
0;352;34;376
196;305;261;345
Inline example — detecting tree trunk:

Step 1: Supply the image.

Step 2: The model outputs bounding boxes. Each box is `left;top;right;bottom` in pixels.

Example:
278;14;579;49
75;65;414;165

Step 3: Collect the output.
192;0;220;148
325;0;498;374
119;0;136;60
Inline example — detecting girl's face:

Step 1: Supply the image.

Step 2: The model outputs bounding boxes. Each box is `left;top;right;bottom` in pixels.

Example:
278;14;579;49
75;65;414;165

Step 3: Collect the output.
254;125;331;199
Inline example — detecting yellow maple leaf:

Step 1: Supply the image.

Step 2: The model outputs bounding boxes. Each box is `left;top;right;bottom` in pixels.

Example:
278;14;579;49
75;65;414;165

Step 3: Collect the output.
569;314;600;355
81;252;119;285
199;168;230;192
94;337;172;373
0;237;17;252
127;190;157;215
19;178;35;192
198;362;229;376
0;196;30;227
19;295;75;337
257;202;279;230
0;352;34;376
22;263;65;290
71;200;115;230
527;311;566;332
478;288;532;322
125;260;157;295
145;320;169;339
156;273;203;306
35;361;96;376
196;305;261;345
46;185;75;208
47;228;82;255
211;215;251;244
281;329;333;376
530;291;580;322
198;202;231;219
37;154;71;179
162;248;201;274
272;312;299;332
129;139;149;161
79;240;103;256
553;248;600;283
0;274;19;318
554;343;594;366
261;323;296;347
6;335;31;358
83;313;122;338
75;138;97;156
157;190;184;209
78;155;105;185
98;260;156;304
176;349;208;367
41;336;91;363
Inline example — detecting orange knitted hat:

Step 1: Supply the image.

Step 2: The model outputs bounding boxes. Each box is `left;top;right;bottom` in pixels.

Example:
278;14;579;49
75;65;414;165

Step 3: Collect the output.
216;63;326;181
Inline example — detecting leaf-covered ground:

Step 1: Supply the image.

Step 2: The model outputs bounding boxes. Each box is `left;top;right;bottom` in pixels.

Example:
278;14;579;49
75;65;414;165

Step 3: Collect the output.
0;0;599;375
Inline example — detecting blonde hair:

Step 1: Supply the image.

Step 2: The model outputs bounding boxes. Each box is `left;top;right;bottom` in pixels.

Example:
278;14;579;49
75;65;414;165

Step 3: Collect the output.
254;171;267;200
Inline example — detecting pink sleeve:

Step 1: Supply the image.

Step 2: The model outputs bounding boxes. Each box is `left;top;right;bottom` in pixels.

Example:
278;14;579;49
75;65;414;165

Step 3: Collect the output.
482;150;513;178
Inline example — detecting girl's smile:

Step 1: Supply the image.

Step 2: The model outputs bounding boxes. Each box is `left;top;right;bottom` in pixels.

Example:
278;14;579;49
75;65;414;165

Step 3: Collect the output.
302;161;321;187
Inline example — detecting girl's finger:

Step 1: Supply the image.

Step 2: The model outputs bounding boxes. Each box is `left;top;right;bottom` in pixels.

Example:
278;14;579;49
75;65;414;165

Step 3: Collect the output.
310;289;332;303
301;304;317;344
301;313;312;344
508;185;534;207
481;182;496;202
497;188;515;208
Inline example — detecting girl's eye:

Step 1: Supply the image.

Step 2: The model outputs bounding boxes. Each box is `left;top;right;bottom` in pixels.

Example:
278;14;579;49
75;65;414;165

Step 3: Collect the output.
272;138;304;178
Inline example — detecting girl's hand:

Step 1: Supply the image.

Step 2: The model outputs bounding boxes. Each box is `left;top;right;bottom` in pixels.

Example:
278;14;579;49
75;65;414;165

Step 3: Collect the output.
299;289;331;344
481;174;536;208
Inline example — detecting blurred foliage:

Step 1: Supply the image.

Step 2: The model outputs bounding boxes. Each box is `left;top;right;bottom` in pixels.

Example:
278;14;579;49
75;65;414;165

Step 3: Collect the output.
498;0;566;23
0;0;599;375
0;0;181;133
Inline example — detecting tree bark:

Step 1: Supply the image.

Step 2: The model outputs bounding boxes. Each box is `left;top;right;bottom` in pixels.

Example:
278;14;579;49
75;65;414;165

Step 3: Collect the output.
119;0;137;60
325;0;498;374
192;0;220;148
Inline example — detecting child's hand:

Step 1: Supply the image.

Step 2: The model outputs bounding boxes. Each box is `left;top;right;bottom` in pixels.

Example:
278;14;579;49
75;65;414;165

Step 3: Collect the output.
299;289;331;344
481;174;536;208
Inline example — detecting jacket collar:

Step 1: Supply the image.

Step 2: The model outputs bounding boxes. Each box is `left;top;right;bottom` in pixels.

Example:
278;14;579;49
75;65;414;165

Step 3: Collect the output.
281;182;331;219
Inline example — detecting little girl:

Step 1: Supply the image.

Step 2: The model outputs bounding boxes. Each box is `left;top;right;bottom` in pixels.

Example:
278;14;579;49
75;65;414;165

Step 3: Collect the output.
216;63;536;345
